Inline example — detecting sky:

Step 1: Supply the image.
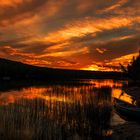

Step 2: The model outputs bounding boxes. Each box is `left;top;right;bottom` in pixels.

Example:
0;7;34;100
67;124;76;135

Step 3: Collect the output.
0;0;140;71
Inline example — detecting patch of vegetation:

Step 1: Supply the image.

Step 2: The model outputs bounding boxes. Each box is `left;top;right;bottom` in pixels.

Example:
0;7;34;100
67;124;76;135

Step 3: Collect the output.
120;51;140;81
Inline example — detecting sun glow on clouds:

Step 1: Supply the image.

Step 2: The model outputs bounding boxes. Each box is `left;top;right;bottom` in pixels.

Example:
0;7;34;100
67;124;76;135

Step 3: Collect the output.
96;48;107;54
107;53;139;66
44;17;135;44
81;64;118;72
98;0;128;13
0;0;140;71
81;64;102;71
0;0;25;6
82;52;140;72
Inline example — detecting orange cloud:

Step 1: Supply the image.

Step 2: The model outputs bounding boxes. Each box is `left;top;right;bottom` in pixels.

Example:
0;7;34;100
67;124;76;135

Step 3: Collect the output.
0;0;139;71
98;0;128;13
96;48;107;54
81;62;116;72
111;35;136;42
23;59;52;67
81;64;102;71
43;16;139;44
81;52;140;72
0;0;66;27
0;0;25;7
0;46;35;59
0;45;82;69
105;52;139;70
37;47;89;58
45;42;70;52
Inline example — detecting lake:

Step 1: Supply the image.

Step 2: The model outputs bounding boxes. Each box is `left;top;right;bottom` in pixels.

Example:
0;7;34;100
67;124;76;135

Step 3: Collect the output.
0;79;130;140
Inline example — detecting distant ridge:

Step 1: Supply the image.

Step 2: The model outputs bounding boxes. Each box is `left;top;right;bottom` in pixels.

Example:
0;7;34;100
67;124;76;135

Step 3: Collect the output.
0;58;125;80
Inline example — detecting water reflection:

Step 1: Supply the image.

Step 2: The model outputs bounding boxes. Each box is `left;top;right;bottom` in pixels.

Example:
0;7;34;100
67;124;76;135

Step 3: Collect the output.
0;80;127;140
112;89;139;106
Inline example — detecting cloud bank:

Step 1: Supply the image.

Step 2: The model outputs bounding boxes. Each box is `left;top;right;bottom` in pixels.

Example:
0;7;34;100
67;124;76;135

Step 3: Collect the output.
0;0;140;71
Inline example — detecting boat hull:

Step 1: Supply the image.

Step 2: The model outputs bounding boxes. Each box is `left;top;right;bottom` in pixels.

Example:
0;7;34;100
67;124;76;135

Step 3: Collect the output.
114;99;140;121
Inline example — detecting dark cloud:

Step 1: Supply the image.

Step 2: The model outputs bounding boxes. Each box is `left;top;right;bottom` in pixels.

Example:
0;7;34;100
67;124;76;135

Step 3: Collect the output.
0;36;33;45
88;36;140;61
0;0;47;26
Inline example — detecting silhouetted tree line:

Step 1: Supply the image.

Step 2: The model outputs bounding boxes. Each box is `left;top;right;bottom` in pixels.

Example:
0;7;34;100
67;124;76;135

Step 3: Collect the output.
120;51;140;81
0;58;124;81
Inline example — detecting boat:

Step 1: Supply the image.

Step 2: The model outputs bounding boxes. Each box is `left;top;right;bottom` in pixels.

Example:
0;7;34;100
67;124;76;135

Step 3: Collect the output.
114;98;140;120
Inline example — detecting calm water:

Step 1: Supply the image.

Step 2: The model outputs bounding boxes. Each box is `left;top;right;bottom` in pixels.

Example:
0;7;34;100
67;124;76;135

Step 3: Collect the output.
0;79;130;140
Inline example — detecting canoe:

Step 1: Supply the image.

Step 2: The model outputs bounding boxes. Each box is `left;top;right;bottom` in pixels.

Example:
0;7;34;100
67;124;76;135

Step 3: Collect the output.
114;98;140;120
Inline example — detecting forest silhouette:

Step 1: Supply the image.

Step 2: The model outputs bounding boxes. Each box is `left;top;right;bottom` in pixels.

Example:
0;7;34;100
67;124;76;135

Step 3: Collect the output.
0;58;124;81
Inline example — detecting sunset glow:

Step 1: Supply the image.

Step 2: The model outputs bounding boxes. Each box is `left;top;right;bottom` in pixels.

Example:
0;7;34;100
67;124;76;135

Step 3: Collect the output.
0;80;124;106
0;0;140;71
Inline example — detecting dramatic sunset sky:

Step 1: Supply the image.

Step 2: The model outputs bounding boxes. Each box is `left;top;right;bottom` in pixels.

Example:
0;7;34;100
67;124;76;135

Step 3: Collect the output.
0;0;139;71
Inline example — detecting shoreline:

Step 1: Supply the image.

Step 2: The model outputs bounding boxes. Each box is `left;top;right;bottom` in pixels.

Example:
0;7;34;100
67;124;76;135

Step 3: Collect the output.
112;122;140;140
113;84;140;139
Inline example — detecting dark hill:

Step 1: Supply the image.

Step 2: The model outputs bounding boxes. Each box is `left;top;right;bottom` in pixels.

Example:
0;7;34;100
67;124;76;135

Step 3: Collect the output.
0;58;125;80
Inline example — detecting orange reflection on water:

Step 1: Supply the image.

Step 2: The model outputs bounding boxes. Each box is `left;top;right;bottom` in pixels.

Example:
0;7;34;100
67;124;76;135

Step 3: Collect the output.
0;80;127;106
0;88;70;106
86;79;124;88
0;83;115;139
112;89;134;105
0;86;94;106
